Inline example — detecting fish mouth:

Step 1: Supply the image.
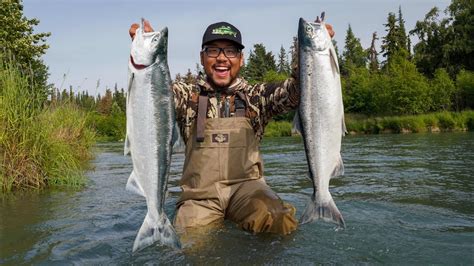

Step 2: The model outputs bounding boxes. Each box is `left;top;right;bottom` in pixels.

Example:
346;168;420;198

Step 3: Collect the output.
130;55;148;70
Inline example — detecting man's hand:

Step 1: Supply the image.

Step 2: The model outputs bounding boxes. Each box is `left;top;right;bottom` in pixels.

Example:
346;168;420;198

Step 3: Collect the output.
129;19;154;40
326;24;335;38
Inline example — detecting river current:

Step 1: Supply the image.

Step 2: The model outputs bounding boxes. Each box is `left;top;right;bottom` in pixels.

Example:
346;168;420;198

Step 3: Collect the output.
1;132;473;264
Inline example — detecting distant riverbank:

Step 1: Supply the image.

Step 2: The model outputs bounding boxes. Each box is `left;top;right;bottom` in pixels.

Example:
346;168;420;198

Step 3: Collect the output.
264;111;474;137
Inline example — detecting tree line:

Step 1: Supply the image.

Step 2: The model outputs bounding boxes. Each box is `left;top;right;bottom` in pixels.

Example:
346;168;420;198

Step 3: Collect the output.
2;0;472;142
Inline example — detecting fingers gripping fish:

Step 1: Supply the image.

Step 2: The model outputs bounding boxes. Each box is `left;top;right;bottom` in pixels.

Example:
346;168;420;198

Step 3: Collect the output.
125;19;181;252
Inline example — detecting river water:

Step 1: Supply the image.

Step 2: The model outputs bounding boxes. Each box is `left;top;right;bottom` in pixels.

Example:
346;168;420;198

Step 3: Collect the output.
1;133;473;264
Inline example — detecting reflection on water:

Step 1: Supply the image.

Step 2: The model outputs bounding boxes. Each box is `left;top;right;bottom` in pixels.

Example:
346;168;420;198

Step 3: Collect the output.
1;132;473;264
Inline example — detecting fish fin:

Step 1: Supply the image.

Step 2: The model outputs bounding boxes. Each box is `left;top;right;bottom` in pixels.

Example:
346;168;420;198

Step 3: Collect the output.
171;122;179;146
124;134;131;156
132;212;181;252
342;115;347;136
299;193;345;228
292;111;303;135
330;154;344;178
329;46;340;75
126;171;145;197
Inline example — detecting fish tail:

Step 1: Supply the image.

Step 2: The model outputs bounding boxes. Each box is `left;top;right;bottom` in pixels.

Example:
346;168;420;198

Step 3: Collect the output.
299;193;345;228
132;212;181;252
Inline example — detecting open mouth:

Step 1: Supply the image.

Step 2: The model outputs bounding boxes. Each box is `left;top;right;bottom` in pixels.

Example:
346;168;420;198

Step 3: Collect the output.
214;66;230;78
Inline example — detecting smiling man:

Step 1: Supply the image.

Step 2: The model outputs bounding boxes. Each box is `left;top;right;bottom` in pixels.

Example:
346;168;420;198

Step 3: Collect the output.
129;20;334;235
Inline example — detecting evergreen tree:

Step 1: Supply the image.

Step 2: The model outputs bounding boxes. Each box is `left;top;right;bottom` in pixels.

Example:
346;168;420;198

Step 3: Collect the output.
368;32;379;72
277;46;290;75
397;6;409;54
342;24;367;71
381;12;400;65
183;68;197;84
243;43;277;83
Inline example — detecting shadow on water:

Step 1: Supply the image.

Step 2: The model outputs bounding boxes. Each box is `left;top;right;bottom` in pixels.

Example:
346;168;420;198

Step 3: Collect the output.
1;133;473;264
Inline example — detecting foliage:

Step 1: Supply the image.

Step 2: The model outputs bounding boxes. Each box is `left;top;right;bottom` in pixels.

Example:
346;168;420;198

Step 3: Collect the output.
277;46;291;75
243;43;277;83
342;24;367;72
0;0;51;101
455;70;474;110
429;68;456;111
264;121;292;137
345;111;474;134
0;57;95;192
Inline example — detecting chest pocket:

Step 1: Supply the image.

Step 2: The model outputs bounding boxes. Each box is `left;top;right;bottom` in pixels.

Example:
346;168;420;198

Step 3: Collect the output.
193;118;250;148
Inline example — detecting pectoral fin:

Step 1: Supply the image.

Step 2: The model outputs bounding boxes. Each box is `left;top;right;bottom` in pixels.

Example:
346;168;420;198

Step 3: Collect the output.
329;46;340;75
126;171;145;197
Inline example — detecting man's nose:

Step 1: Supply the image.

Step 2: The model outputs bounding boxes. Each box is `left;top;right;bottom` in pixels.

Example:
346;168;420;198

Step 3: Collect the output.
216;50;228;61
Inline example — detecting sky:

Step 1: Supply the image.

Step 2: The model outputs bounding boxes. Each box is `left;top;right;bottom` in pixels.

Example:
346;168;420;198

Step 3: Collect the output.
23;0;451;96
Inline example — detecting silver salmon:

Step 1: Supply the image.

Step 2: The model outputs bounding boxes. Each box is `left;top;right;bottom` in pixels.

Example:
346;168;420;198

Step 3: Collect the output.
297;14;346;228
125;19;181;252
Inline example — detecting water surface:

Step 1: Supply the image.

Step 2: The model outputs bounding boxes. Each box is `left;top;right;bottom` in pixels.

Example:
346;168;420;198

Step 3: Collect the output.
1;133;473;264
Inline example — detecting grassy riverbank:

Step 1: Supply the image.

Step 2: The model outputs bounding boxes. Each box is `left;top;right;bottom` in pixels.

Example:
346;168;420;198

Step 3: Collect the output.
0;58;95;192
264;111;474;137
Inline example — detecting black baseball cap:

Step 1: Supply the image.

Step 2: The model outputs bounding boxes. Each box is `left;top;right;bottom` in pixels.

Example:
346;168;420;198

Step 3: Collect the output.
202;22;244;49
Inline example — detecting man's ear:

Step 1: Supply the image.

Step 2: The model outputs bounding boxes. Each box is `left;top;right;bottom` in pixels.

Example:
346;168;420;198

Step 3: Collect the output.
239;51;244;67
200;51;204;66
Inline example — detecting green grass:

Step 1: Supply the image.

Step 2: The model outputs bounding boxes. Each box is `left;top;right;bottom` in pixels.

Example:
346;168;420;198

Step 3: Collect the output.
345;111;474;134
0;56;95;192
264;120;292;137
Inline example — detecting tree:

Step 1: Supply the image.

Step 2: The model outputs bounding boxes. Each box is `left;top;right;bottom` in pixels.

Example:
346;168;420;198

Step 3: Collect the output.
445;0;474;74
183;68;197;84
276;46;290;75
429;68;456;111
368;32;379;72
0;0;51;100
381;12;399;65
342;24;367;72
455;70;474;110
410;7;450;77
97;89;113;115
397;6;409;54
243;43;277;83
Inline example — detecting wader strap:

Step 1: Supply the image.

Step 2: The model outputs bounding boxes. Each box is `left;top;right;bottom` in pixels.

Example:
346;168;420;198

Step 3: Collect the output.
235;91;247;117
197;94;208;142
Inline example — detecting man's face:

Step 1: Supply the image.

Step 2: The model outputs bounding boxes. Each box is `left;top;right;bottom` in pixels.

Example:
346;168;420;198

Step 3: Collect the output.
200;40;244;88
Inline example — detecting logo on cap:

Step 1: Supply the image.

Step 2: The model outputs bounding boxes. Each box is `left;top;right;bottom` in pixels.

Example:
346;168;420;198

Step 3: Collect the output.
212;26;237;37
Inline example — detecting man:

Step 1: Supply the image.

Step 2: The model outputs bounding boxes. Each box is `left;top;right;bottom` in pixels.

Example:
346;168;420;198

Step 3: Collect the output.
129;20;334;235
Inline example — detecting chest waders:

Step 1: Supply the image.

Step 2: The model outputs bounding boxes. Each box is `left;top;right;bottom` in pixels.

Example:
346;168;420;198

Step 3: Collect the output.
174;93;297;235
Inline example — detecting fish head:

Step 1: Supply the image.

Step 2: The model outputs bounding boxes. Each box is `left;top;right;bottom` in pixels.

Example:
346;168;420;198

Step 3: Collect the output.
298;18;332;52
130;22;168;67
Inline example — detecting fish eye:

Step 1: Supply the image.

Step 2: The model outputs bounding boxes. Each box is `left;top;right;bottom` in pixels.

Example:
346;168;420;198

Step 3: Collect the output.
305;25;313;34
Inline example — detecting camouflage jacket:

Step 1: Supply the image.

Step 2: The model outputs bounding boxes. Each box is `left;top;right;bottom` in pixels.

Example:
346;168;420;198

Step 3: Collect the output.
172;75;299;143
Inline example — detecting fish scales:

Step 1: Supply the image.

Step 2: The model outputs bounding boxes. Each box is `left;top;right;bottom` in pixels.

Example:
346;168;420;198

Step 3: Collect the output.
297;16;346;228
125;20;181;252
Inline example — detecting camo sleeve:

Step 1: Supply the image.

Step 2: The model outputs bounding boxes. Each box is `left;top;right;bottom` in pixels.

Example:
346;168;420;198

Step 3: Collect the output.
246;77;299;132
172;81;197;142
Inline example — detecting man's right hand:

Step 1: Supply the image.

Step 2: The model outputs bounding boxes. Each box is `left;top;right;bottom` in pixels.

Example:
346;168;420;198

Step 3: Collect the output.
129;19;155;40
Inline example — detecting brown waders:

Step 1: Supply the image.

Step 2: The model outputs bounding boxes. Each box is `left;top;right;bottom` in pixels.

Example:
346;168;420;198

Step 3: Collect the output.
174;104;297;235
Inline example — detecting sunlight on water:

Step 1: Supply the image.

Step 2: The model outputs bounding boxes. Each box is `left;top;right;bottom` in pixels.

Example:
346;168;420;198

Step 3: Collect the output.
1;132;473;264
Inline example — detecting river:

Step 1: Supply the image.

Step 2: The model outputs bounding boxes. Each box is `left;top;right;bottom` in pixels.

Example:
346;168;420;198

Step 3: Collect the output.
1;132;473;264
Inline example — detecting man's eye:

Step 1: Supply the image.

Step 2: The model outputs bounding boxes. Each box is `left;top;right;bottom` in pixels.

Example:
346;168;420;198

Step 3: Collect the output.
208;48;219;53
